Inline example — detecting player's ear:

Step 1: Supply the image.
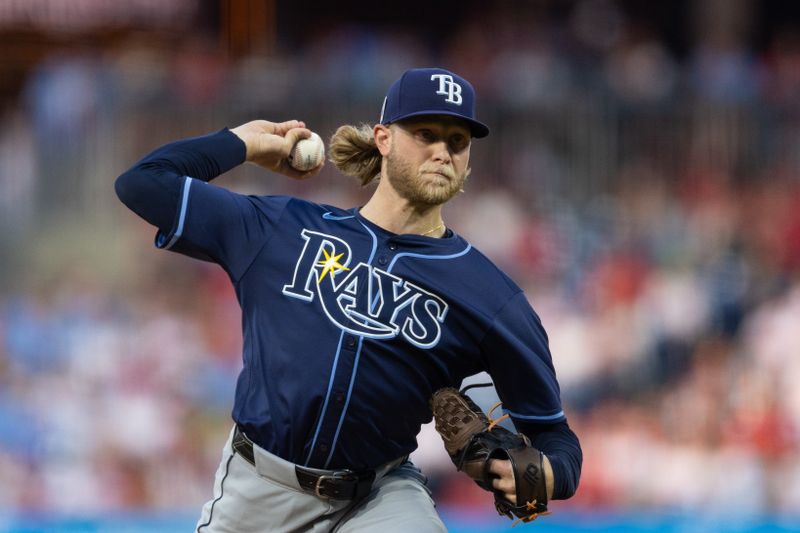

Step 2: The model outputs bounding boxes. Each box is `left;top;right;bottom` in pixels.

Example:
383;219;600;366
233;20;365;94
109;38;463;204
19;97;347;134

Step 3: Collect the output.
374;124;392;156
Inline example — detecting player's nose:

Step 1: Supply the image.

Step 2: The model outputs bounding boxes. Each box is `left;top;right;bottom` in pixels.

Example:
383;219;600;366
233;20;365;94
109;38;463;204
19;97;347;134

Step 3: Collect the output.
430;141;452;164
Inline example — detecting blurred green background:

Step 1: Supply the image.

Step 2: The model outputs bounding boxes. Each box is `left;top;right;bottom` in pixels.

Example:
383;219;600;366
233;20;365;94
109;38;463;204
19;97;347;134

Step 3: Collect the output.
1;0;799;531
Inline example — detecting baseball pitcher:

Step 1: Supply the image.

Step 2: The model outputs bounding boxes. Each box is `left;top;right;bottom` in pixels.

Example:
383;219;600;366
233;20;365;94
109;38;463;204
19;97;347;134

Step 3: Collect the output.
116;68;582;532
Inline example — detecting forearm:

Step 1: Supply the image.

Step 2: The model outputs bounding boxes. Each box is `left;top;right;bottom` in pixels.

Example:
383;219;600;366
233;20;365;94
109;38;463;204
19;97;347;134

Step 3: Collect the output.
126;128;246;182
114;128;246;230
518;420;582;500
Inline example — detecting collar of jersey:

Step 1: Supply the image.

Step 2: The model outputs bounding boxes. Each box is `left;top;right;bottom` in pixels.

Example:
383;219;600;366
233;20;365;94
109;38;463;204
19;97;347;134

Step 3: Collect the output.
352;207;465;250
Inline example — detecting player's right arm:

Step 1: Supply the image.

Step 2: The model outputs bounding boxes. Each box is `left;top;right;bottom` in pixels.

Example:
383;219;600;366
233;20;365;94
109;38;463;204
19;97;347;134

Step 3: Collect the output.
115;120;317;230
114;121;320;277
230;120;322;178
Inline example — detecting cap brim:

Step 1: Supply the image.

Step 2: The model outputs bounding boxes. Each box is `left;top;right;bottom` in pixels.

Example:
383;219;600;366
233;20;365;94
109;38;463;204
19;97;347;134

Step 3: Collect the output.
385;110;490;138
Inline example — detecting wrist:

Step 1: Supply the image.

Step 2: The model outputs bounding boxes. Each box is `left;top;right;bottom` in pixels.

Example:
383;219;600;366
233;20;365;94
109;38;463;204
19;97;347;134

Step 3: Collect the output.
228;127;253;162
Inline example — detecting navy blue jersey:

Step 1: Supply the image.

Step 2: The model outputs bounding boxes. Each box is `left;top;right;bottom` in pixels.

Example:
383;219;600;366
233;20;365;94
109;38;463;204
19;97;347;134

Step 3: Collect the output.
119;130;566;472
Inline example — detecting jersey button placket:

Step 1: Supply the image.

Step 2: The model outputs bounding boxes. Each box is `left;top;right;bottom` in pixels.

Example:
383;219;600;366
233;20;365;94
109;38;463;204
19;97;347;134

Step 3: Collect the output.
307;334;359;467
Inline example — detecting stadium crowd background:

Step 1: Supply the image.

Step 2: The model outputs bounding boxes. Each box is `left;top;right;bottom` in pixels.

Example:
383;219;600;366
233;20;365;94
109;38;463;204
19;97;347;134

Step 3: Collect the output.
1;0;799;530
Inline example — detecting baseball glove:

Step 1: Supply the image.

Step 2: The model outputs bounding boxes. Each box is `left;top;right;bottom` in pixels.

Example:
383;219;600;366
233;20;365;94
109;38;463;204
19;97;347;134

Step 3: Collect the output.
430;387;550;524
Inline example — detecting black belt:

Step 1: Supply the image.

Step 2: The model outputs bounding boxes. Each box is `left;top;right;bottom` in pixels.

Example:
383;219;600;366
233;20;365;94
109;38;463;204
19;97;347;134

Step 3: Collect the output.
232;426;375;501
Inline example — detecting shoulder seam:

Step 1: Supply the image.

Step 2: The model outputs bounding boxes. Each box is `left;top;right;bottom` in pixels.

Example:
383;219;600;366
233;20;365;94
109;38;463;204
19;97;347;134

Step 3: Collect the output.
233;196;293;283
476;289;525;350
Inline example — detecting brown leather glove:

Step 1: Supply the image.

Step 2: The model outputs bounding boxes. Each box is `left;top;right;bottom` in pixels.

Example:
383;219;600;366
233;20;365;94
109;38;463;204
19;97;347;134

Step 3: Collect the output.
430;387;549;523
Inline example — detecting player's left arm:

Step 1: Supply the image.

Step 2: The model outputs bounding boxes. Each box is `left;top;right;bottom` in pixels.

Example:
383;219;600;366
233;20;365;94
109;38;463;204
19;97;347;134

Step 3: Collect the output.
480;291;583;503
488;420;582;502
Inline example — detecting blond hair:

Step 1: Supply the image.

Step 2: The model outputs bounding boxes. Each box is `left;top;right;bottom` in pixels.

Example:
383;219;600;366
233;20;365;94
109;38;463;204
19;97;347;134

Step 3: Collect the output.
328;124;382;186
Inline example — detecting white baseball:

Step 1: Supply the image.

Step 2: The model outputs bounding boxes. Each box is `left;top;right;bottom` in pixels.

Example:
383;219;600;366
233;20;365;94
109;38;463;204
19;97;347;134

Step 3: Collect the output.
288;132;325;171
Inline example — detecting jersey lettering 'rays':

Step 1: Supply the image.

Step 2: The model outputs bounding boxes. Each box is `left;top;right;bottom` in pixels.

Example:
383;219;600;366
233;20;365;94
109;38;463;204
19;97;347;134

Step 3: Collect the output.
283;229;448;347
316;262;396;337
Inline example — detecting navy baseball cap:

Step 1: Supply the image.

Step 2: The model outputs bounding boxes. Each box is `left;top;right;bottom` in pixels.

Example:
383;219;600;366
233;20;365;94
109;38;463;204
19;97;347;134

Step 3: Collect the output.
379;68;490;138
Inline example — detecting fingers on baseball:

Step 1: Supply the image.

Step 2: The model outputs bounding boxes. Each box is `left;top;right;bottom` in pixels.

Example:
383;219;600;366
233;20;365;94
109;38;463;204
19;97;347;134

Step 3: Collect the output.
267;120;304;134
282;127;312;153
281;125;311;143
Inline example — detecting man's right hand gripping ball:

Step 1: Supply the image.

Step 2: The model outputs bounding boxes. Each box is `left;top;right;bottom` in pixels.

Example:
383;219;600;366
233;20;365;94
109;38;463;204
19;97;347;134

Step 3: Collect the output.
430;388;550;524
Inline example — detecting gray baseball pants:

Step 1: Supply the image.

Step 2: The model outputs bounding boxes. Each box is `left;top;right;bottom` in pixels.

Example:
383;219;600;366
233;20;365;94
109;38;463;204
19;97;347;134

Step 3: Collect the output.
195;427;448;532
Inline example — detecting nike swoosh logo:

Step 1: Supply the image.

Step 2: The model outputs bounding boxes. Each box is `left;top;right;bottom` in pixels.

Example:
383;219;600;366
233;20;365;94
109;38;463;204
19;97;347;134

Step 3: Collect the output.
322;212;355;220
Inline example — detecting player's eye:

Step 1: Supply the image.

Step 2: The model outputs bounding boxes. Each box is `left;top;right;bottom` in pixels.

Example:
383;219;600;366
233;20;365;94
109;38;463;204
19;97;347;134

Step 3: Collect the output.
449;135;469;153
417;129;437;143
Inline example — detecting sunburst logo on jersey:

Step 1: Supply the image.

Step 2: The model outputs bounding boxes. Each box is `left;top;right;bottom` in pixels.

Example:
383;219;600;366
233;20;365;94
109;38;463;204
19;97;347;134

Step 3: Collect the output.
316;249;350;283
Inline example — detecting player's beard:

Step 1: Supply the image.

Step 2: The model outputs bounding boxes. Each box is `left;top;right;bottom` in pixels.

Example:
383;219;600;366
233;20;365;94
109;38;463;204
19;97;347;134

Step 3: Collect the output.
385;148;467;206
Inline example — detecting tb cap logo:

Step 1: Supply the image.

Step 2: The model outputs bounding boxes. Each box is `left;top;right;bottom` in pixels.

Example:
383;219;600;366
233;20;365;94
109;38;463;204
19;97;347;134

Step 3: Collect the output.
379;68;489;137
431;74;463;105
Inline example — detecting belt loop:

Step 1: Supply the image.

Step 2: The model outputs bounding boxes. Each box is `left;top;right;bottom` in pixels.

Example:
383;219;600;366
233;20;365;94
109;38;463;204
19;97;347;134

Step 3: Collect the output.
354;471;375;500
232;425;256;467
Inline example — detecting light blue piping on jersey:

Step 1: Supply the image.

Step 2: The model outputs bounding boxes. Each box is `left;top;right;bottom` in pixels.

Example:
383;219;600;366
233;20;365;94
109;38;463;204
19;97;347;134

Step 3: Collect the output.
503;408;565;421
319;219;378;467
160;176;193;250
367;244;474;311
324;335;363;467
304;333;345;466
358;220;380;316
304;217;378;467
386;245;473;273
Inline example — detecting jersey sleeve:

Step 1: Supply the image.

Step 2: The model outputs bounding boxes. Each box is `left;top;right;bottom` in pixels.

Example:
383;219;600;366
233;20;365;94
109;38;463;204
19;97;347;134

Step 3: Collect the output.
115;127;291;280
480;291;566;424
155;177;291;280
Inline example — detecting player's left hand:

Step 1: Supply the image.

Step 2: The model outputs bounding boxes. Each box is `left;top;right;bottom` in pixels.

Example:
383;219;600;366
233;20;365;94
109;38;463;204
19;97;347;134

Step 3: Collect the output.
488;459;517;504
430;388;555;524
230;119;324;179
489;456;555;505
